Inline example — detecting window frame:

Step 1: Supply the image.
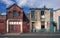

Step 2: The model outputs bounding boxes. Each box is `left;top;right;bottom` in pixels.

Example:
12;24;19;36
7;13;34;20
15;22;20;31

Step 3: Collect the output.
13;10;16;18
41;11;44;15
8;11;11;16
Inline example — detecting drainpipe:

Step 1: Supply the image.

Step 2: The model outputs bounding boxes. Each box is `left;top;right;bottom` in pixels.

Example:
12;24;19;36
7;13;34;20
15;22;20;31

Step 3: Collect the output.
53;22;57;32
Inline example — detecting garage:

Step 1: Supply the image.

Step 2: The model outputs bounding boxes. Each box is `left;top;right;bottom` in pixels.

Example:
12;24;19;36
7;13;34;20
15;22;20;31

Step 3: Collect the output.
9;25;21;33
7;20;22;33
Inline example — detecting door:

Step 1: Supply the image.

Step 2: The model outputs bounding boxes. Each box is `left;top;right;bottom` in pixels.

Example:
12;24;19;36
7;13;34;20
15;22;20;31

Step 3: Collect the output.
9;25;14;33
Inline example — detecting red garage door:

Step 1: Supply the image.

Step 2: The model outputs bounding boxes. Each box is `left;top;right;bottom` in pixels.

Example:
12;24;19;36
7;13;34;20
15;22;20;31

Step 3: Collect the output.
14;25;20;33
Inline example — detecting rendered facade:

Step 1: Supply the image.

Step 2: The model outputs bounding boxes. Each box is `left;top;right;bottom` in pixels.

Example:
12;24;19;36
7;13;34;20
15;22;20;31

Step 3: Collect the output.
29;6;57;32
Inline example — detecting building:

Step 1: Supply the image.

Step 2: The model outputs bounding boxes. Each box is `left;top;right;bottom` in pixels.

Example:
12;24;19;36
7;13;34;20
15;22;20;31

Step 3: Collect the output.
0;4;60;33
0;14;6;33
53;9;60;32
0;4;30;33
29;6;56;32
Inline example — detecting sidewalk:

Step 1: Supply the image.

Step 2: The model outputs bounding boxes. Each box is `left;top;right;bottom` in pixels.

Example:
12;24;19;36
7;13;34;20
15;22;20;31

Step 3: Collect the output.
1;32;60;36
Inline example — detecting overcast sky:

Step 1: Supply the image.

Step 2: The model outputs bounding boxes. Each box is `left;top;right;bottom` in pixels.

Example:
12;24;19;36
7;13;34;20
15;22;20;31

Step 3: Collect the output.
0;0;60;14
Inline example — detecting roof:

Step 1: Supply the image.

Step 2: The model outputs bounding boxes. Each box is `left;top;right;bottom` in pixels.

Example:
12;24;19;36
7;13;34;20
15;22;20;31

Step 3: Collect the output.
54;8;60;11
30;8;49;10
6;4;23;10
30;6;49;10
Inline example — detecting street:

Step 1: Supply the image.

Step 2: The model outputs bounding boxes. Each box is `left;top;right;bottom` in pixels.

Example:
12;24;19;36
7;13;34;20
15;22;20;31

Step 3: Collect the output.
0;32;60;38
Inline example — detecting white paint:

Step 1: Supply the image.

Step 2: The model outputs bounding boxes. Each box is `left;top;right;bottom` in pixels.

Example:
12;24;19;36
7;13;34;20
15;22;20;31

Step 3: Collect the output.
13;22;15;24
16;22;18;24
41;15;45;18
9;22;22;25
20;21;22;33
45;21;47;30
7;20;9;33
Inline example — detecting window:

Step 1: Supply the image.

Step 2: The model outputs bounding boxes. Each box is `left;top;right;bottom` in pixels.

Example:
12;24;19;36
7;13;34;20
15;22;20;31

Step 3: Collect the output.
9;25;14;32
31;10;35;20
41;11;44;15
41;11;45;19
18;11;20;16
8;11;11;16
13;10;16;18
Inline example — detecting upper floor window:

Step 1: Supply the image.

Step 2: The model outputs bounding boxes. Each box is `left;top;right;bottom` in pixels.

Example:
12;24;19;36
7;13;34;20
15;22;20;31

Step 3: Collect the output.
18;11;20;16
8;11;11;16
31;10;35;20
41;11;44;15
13;10;16;18
41;11;45;19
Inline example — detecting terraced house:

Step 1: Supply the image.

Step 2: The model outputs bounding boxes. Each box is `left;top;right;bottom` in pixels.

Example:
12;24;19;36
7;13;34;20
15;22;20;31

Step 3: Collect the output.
29;6;57;32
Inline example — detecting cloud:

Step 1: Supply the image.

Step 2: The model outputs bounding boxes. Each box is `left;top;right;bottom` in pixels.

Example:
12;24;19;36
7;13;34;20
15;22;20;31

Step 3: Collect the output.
15;0;41;7
0;0;15;7
15;0;60;9
15;0;27;7
1;0;60;9
1;13;6;15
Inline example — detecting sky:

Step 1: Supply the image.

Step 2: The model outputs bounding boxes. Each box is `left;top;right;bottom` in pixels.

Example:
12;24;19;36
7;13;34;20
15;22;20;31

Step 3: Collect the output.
0;0;60;14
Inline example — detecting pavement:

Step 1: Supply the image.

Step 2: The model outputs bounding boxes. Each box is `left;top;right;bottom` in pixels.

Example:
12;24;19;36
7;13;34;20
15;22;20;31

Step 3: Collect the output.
0;32;60;38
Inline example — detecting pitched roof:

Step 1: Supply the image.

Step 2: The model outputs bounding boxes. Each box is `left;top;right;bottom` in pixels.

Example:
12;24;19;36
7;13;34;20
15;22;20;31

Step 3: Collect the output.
6;4;23;10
